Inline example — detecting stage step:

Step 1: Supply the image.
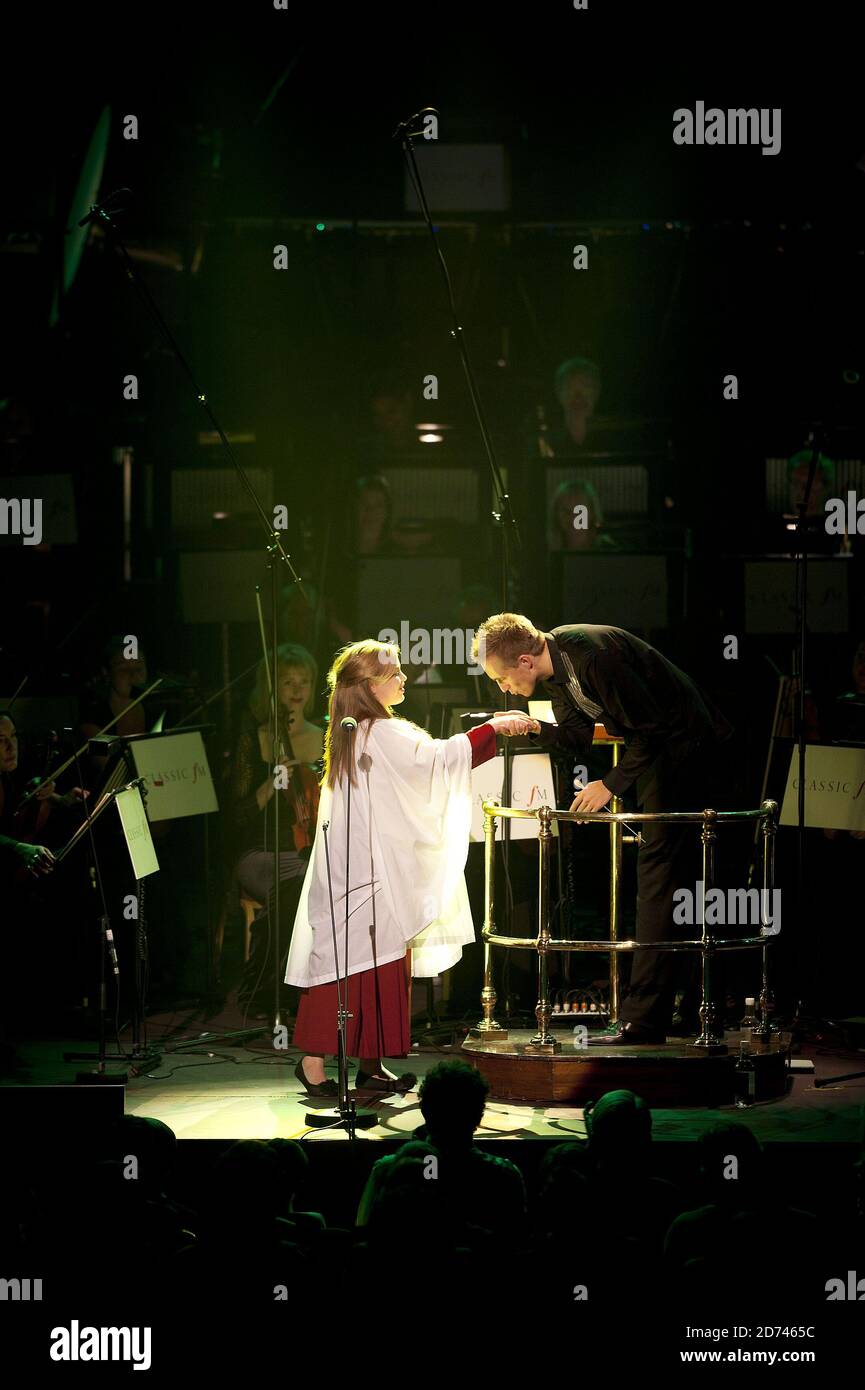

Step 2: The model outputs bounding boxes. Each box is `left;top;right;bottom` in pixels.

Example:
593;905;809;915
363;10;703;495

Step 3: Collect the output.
461;1029;789;1107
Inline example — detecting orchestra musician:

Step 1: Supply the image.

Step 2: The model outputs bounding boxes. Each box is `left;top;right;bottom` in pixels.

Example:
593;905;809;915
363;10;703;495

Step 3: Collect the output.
79;639;151;744
232;644;323;1015
0;709;88;877
0;708;88;1064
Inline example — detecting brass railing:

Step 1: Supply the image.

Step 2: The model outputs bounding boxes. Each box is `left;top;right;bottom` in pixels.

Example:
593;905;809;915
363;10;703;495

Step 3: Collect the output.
471;798;779;1053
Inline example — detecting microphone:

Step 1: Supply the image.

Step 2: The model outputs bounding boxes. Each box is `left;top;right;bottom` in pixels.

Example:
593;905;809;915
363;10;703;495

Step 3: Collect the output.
340;717;358;731
77;187;132;229
392;106;439;139
104;921;120;976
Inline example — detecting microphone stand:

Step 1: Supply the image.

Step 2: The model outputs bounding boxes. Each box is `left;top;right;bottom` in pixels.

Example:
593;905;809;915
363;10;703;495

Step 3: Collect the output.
174;656;263;727
304;721;376;1131
61;773;157;1080
395;112;522;1017
789;427;824;1042
81;194;312;1042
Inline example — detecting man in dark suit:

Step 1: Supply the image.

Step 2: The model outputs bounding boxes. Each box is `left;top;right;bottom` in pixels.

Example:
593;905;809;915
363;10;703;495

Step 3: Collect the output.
473;614;733;1044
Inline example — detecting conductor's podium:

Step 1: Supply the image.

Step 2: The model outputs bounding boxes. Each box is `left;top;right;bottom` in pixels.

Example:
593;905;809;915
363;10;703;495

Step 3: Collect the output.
461;1028;789;1109
460;725;786;1107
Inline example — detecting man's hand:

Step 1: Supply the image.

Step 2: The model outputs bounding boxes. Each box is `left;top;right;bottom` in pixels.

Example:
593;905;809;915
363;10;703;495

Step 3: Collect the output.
487;713;541;738
569;779;613;815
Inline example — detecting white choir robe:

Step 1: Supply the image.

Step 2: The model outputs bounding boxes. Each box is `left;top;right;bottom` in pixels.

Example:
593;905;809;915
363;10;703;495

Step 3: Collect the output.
285;717;477;988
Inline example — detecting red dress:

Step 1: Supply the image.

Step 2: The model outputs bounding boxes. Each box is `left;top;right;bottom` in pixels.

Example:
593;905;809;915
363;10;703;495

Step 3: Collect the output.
292;723;496;1056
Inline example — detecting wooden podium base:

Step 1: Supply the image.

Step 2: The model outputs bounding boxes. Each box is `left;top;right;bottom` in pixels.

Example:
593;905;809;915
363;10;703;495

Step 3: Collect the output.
461;1029;788;1108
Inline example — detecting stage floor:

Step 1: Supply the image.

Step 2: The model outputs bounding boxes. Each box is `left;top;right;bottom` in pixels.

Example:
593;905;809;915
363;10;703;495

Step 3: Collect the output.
3;999;865;1145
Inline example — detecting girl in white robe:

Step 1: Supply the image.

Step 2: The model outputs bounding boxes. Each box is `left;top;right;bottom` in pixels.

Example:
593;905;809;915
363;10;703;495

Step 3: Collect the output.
285;639;538;1095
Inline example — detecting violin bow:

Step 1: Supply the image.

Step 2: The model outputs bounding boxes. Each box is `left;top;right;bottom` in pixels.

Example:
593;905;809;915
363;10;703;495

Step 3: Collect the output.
15;677;164;811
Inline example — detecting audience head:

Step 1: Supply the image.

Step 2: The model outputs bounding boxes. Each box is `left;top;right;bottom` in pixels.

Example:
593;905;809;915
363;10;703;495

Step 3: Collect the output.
366;1141;446;1241
535;1141;594;1239
697;1122;764;1204
206;1140;288;1230
585;1089;652;1169
267;1139;310;1208
418;1059;489;1147
103;1116;177;1196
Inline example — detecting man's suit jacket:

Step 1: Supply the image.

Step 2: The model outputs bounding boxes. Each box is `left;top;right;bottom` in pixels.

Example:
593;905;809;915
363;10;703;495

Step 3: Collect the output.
530;625;733;799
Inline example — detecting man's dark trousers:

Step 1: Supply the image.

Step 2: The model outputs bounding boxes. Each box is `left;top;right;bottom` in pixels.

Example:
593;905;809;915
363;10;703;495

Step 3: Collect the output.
618;735;723;1034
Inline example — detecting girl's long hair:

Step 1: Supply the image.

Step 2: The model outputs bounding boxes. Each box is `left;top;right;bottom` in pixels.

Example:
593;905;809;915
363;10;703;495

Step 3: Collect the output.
324;640;400;789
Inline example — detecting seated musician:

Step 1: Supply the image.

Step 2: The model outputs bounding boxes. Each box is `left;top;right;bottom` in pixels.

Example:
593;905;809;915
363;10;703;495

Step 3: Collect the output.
550;478;620;552
79;638;150;739
78;637;153;788
232;644;323;1015
0;708;87;1064
0;709;87;876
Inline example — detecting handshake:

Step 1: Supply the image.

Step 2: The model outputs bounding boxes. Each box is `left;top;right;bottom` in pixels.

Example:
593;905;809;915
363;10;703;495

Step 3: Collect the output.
486;711;541;738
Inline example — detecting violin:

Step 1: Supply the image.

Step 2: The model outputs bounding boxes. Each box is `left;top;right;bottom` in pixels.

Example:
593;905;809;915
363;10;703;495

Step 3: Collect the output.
2;721;92;883
2;728;66;849
3;773;54;844
2;772;86;882
274;712;321;854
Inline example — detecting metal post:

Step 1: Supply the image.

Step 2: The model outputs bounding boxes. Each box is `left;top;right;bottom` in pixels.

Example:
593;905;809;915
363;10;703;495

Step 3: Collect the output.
470;804;508;1038
693;808;723;1049
608;742;622;1025
753;800;778;1042
530;805;558;1051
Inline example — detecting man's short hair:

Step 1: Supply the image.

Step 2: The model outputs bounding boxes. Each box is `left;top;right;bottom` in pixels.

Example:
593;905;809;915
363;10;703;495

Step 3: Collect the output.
585;1088;651;1148
419;1059;489;1134
472;612;545;668
554;357;602;405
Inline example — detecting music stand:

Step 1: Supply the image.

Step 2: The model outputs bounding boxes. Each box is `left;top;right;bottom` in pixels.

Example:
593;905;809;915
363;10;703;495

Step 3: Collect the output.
62;778;159;1080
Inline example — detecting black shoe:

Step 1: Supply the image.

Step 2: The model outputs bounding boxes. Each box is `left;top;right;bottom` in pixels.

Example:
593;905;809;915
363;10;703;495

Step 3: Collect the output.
294;1058;339;1097
587;1022;666;1046
355;1069;417;1094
